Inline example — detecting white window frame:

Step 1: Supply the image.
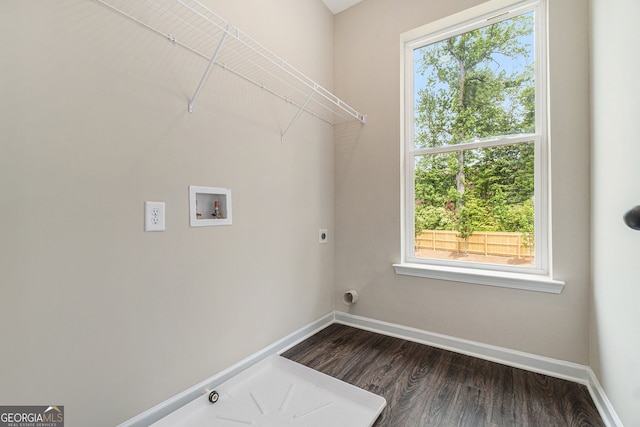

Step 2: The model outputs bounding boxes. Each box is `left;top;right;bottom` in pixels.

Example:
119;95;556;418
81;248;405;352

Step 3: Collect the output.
394;0;564;293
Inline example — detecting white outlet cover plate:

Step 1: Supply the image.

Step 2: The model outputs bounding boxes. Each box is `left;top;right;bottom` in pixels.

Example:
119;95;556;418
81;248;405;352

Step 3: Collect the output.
145;201;165;232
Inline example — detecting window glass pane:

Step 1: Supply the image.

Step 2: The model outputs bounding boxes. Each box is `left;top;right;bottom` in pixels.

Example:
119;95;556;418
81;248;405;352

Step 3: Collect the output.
413;12;535;150
414;142;535;266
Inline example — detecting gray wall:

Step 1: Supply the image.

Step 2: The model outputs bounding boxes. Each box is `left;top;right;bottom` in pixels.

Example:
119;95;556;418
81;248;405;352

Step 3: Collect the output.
0;1;335;425
332;0;592;364
4;0;638;425
591;0;640;425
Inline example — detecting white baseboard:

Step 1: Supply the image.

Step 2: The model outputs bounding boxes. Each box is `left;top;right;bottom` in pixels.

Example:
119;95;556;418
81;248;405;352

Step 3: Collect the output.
334;312;623;427
120;311;622;427
334;312;588;382
584;367;625;427
118;312;334;427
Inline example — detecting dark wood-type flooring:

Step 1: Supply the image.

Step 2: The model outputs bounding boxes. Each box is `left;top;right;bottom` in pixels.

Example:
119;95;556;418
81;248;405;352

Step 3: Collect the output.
281;324;604;427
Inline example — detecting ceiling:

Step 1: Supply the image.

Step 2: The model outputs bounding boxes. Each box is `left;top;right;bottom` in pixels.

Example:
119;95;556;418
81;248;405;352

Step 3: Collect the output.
322;0;363;14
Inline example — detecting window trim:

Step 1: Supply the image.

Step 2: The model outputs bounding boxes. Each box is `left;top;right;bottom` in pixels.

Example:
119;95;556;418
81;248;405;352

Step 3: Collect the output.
392;262;564;294
397;0;562;292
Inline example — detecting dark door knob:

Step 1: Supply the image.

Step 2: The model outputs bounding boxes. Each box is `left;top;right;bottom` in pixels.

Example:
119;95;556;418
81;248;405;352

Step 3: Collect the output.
623;205;640;230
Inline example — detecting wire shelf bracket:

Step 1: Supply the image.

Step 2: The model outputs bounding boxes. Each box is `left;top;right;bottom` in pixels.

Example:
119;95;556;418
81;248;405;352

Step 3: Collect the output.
94;0;366;141
188;22;231;113
281;91;314;143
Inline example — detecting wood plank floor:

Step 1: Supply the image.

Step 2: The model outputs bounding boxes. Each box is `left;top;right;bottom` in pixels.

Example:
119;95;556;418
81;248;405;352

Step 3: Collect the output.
281;324;604;427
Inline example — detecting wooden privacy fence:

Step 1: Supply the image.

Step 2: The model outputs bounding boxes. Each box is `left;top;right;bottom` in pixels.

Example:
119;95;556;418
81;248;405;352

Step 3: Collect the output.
415;230;534;259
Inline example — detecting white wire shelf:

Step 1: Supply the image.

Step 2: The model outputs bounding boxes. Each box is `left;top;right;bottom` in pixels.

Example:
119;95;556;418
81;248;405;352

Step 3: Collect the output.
95;0;366;141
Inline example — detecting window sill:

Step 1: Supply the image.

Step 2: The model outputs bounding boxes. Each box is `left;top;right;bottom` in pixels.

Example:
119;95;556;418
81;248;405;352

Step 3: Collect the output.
392;263;564;294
